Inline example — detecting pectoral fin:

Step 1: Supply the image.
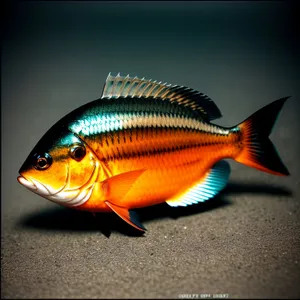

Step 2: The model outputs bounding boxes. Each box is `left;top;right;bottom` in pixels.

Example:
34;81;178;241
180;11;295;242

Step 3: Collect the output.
102;169;146;202
105;201;146;232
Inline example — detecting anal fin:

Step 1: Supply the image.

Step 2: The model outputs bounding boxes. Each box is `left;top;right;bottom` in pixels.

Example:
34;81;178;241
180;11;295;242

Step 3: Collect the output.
166;161;231;207
105;201;146;232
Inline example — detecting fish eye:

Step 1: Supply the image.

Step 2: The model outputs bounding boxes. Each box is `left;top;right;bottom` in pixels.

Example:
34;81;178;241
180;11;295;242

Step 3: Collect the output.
70;145;86;162
33;153;52;170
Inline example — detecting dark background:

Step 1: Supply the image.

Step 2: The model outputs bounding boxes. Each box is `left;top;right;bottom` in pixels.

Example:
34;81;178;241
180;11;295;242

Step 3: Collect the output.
2;1;300;298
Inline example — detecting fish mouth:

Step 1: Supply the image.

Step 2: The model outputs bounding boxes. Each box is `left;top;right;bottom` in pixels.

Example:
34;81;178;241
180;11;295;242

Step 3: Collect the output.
17;175;58;196
17;176;37;191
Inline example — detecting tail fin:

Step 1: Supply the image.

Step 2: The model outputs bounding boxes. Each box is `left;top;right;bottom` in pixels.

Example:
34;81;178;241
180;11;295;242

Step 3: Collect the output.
234;97;290;176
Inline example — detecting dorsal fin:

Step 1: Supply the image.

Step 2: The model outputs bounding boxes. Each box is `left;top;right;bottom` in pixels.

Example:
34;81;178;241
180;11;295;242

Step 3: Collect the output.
101;73;222;121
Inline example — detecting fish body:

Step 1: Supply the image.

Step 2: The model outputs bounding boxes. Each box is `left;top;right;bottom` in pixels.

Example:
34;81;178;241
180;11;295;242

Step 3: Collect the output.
18;73;290;231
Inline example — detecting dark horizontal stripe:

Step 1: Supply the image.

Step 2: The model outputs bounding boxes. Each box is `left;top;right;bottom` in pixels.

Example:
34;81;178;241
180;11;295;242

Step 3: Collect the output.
81;126;230;146
101;140;223;162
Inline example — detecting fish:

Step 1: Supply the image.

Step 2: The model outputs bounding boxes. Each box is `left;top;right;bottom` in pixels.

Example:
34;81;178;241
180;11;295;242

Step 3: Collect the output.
17;73;290;232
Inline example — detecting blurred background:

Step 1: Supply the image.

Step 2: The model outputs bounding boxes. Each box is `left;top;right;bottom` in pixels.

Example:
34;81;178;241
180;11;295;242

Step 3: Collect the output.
2;1;300;298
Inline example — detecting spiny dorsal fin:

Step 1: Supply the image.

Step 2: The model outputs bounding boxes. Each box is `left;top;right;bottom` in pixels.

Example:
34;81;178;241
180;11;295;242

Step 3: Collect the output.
101;73;222;121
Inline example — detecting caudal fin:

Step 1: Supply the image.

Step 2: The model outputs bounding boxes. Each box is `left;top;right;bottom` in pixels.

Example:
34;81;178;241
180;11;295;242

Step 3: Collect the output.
235;97;290;176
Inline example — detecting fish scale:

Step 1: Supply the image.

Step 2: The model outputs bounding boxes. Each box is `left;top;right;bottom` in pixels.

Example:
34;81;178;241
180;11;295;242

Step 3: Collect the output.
68;97;230;163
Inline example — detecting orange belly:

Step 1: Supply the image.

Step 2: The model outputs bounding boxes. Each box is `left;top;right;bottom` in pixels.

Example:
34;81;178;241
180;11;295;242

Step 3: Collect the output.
77;128;240;212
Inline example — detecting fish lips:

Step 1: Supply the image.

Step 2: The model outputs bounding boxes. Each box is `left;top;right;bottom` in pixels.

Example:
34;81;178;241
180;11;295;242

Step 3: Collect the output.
17;175;37;191
17;175;54;196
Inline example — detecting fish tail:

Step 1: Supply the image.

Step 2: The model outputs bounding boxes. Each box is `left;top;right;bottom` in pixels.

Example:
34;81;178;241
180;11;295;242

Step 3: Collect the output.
233;97;290;176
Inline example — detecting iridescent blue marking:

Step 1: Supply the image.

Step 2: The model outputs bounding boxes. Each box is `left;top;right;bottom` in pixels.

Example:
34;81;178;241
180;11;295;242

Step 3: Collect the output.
166;160;231;207
68;99;230;138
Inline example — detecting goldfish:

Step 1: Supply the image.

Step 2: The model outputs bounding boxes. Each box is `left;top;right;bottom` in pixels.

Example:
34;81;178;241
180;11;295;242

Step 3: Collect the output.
18;73;290;232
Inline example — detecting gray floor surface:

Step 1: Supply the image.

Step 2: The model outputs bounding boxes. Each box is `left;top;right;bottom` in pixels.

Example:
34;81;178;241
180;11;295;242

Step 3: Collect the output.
2;2;300;299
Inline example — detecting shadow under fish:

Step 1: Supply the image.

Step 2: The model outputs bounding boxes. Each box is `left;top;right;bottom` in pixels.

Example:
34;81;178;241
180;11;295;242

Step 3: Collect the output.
18;181;292;237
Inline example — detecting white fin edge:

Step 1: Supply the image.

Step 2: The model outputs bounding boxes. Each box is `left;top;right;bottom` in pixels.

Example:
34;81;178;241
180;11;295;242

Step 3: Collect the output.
166;160;231;207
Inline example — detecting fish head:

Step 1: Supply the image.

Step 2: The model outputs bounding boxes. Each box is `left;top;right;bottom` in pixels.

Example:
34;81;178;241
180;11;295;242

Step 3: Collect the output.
18;128;100;207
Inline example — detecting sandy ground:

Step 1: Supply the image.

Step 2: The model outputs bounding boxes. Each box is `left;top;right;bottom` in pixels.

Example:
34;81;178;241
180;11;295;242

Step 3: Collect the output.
1;2;300;299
